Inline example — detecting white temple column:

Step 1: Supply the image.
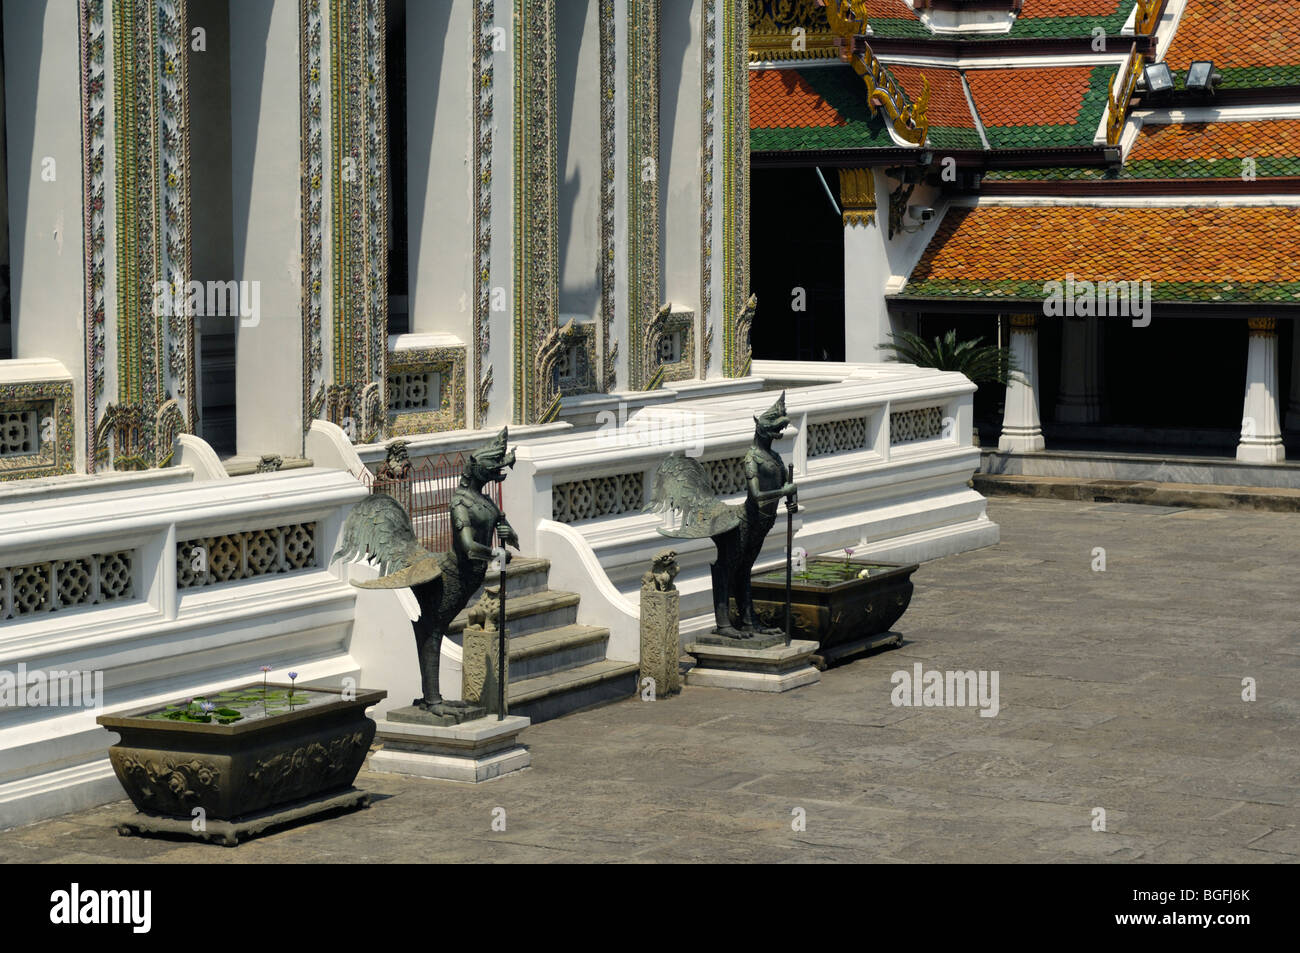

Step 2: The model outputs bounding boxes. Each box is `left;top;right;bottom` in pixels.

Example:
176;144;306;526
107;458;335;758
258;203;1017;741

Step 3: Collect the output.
1056;315;1102;424
839;168;886;361
999;313;1045;452
1237;318;1285;463
1285;319;1300;431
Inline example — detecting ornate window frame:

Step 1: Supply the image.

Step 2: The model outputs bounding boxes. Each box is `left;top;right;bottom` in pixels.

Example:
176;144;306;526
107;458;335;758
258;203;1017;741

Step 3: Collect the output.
386;346;467;436
656;310;697;385
0;380;75;482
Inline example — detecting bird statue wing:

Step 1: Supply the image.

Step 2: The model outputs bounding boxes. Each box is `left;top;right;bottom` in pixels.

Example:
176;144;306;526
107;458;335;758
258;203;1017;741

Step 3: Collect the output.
333;493;442;589
645;455;741;539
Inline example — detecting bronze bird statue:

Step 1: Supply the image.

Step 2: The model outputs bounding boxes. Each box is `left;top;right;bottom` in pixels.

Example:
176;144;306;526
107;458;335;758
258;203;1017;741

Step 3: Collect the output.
334;427;519;715
647;393;797;639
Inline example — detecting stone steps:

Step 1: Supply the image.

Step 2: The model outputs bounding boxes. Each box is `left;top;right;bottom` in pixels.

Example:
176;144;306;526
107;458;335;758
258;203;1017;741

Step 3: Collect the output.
483;557;550;597
507;624;610;680
460;557;636;724
450;588;580;637
508;659;640;724
974;472;1300;513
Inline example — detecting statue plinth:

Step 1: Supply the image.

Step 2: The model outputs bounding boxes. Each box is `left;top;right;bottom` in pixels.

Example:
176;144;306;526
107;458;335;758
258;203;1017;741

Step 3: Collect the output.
368;714;531;783
692;630;784;650
387;702;487;727
684;638;820;693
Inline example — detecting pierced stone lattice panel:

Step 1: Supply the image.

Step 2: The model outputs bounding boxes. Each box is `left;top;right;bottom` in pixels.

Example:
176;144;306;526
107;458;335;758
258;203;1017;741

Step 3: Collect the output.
704;456;747;495
551;472;645;524
0;411;39;457
890;406;944;445
808;417;868;458
176;523;317;590
388;370;441;412
1;550;136;622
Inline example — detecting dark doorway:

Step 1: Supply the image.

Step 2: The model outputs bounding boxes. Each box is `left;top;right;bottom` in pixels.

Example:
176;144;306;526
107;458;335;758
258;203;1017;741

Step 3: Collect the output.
750;166;844;362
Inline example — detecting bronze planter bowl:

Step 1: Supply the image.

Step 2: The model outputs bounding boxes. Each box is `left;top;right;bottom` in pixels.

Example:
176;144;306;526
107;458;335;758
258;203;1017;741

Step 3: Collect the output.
750;557;918;653
96;683;386;822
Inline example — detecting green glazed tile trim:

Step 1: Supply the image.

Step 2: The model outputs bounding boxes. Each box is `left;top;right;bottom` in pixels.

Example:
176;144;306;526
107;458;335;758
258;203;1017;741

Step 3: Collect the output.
1172;64;1300;91
984;155;1300;181
1005;2;1133;39
901;277;1300;304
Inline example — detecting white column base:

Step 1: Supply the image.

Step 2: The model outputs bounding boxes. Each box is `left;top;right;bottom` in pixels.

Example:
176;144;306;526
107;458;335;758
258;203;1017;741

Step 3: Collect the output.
999;315;1045;453
998;429;1047;453
1235;442;1286;464
1237;319;1286;465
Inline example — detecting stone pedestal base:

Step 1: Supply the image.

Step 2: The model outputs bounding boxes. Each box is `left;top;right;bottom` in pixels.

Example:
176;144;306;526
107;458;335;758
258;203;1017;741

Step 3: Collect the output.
685;638;820;693
640;587;682;696
368;715;530;783
387;702;487;727
116;787;370;847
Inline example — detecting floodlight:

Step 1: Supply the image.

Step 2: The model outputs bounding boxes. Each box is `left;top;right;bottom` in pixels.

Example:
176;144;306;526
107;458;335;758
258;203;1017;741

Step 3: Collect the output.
1185;60;1221;93
1142;62;1174;94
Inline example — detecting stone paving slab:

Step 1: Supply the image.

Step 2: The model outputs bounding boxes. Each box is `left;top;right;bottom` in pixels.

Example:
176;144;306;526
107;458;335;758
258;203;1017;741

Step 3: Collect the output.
1;498;1297;864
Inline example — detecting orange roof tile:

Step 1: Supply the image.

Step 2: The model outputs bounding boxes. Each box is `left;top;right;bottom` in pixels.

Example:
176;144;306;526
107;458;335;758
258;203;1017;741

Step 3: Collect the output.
906;204;1300;290
1018;0;1126;17
1166;0;1300;71
1129;119;1300;161
965;66;1098;127
749;69;846;130
856;0;918;18
884;64;976;128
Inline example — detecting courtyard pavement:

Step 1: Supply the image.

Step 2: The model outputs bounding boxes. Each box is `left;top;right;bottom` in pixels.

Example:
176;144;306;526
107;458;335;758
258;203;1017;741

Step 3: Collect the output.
3;498;1297;863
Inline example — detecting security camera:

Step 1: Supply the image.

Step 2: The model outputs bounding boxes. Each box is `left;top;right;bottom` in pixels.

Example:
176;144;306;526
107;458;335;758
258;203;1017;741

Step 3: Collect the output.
908;206;935;223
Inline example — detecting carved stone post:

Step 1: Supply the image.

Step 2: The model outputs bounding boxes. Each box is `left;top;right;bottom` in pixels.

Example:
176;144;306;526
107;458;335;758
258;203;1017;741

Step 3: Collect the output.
462;585;508;714
998;313;1046;452
639;549;681;697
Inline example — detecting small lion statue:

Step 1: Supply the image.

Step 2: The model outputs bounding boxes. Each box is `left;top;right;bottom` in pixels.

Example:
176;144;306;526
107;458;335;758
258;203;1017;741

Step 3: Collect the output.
376;439;412;482
641;548;679;593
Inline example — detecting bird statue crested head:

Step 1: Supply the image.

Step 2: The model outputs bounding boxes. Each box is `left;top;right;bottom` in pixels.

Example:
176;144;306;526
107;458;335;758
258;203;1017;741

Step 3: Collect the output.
467;426;516;484
754;391;790;439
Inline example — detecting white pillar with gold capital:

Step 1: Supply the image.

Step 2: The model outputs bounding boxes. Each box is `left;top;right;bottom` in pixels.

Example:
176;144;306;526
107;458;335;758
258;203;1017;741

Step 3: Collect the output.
1237;318;1285;463
999;314;1045;452
839;168;887;360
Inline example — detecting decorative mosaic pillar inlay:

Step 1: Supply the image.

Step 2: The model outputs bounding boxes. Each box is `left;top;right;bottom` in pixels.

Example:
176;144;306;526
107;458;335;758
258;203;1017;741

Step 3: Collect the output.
301;0;325;431
627;0;661;391
103;0;194;471
327;0;389;443
599;0;618;393
79;0;108;472
473;0;495;426
513;0;559;424
700;0;717;375
721;0;750;377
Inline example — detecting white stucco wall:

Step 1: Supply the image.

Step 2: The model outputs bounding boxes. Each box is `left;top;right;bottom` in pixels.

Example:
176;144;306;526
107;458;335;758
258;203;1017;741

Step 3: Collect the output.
556;0;602;325
229;0;305;456
844;172;948;362
407;0;473;346
4;0;87;470
659;0;702;318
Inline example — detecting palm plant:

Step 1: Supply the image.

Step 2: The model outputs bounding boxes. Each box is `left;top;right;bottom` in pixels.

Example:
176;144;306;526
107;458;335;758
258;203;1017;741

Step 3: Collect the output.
878;329;1024;386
